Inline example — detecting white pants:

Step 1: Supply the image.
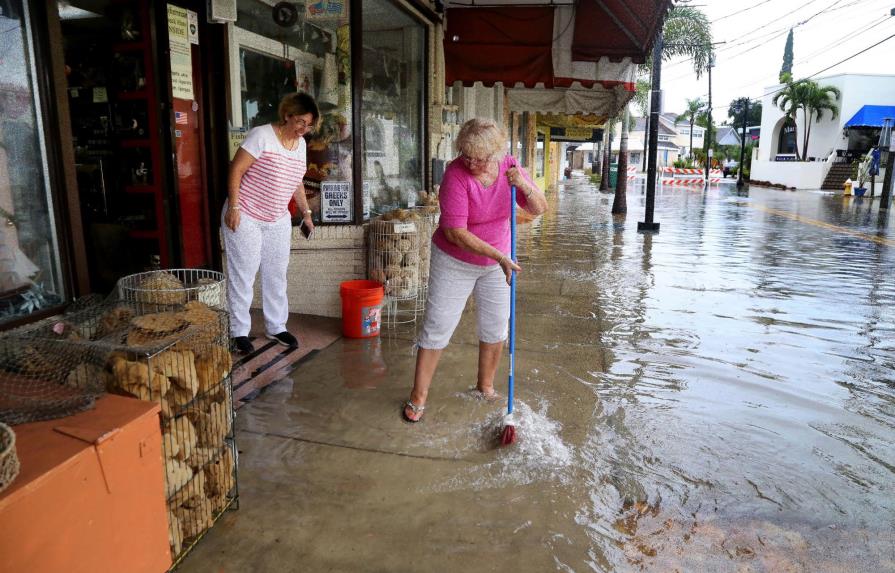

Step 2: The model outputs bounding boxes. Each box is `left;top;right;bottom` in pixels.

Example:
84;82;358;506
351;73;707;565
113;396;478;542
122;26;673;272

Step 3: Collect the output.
221;207;292;338
417;244;510;349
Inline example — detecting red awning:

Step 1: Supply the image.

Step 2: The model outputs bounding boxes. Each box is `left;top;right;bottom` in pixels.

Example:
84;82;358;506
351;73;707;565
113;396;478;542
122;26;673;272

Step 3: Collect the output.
572;0;670;63
444;2;670;88
444;7;554;89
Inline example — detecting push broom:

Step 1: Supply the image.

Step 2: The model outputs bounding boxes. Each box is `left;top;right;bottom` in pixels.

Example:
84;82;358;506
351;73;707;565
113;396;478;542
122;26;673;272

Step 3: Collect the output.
499;184;519;446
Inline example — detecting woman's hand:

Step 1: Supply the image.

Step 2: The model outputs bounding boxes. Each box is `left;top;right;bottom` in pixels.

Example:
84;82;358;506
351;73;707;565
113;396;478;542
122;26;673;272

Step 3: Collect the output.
506;167;528;192
499;256;522;285
302;215;315;235
225;207;241;231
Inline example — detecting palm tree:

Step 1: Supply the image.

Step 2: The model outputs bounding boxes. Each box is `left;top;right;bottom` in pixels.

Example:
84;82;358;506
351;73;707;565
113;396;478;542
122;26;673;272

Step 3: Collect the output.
677;98;704;162
612;109;632;214
772;75;806;160
800;81;840;159
614;5;712;214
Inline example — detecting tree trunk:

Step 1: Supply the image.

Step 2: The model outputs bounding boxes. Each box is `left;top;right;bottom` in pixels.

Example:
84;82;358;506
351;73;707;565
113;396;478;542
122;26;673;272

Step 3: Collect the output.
612;108;629;214
791;113;801;162
689;117;695;162
600;117;613;191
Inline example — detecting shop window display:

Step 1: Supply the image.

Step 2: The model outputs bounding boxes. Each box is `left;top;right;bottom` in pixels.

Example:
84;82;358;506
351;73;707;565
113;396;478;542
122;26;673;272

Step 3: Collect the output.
0;1;66;323
232;0;353;224
362;0;426;217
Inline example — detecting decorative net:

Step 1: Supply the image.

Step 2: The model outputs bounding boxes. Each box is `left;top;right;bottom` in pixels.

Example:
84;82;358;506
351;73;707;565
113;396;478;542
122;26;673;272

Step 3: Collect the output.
0;422;19;494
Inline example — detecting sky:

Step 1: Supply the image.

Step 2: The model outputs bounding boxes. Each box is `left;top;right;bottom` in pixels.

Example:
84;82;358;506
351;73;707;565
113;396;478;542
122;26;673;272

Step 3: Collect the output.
660;0;895;123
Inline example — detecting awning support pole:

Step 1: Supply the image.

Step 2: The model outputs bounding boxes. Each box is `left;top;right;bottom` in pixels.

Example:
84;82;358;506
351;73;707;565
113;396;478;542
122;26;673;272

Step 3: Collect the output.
639;30;662;233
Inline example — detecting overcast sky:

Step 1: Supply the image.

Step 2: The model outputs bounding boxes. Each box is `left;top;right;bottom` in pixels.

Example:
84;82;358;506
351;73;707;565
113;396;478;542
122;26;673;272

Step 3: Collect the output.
661;0;895;123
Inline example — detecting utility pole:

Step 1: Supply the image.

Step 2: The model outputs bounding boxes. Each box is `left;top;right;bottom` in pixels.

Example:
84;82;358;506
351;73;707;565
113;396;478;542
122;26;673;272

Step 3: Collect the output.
737;98;749;190
705;51;715;186
879;118;893;210
638;29;663;233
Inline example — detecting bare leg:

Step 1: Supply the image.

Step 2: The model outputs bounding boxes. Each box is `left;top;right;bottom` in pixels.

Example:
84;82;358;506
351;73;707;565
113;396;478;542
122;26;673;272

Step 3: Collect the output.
477;341;504;397
405;347;444;421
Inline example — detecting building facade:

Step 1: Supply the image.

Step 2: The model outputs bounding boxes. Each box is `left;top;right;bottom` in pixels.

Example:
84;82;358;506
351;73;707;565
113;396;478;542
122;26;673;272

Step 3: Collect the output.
751;73;895;189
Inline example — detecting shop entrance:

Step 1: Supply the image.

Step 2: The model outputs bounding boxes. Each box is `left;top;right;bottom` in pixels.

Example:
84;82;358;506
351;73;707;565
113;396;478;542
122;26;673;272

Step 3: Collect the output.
59;0;212;294
61;0;167;293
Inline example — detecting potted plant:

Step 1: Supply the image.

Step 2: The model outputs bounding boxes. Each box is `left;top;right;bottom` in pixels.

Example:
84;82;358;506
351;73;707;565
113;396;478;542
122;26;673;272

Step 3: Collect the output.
854;154;871;197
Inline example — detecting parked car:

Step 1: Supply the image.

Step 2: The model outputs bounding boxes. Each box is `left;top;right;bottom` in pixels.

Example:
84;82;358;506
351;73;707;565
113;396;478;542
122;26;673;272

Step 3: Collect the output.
722;159;738;178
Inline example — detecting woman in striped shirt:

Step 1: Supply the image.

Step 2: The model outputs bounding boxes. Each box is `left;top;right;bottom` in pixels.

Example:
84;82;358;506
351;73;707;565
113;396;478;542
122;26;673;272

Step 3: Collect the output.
223;92;319;354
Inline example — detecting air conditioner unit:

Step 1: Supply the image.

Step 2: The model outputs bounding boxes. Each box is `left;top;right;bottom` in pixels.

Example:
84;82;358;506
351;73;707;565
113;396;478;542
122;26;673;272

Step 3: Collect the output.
207;0;236;23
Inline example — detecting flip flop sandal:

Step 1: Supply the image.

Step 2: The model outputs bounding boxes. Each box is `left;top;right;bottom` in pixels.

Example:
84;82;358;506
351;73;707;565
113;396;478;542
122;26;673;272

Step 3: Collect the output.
402;400;425;423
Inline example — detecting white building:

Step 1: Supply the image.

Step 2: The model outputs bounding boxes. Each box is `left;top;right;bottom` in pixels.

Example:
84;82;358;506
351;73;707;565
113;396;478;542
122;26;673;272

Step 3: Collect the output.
751;73;895;190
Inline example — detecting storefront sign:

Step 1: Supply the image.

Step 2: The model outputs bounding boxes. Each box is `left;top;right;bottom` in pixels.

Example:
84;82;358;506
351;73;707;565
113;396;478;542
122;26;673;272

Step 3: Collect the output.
362;181;371;220
306;1;347;20
167;5;194;100
229;130;246;160
548;127;603;142
187;10;199;45
321;181;352;222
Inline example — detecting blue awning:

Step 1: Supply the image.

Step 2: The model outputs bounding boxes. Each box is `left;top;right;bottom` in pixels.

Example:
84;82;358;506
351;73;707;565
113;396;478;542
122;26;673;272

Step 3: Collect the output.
844;105;895;128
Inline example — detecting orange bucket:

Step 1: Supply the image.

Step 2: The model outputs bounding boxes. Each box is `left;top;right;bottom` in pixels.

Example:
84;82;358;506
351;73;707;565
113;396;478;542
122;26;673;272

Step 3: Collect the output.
339;280;384;338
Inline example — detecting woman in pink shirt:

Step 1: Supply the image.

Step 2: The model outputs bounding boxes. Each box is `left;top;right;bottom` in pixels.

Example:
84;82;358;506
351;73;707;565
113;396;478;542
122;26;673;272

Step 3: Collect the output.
403;118;547;423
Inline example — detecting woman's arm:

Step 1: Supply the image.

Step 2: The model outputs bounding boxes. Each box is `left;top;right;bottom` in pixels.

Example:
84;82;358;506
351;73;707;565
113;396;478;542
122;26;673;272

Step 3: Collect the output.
442;227;521;285
293;182;314;233
225;148;256;231
507;166;547;216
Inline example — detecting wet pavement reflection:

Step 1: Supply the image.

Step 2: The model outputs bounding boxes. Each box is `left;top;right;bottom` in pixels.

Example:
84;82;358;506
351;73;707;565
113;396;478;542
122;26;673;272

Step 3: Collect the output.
182;179;895;572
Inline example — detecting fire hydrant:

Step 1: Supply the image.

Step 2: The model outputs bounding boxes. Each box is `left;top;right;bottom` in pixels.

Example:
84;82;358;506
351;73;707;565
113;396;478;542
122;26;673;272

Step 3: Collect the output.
843;178;853;196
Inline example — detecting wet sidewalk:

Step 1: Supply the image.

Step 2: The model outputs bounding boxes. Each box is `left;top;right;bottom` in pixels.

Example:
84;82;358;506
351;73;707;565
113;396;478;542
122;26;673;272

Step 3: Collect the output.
181;181;895;572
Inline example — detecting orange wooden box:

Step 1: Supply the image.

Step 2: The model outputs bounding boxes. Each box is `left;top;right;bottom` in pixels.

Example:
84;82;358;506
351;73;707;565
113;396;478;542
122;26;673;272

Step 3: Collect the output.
0;395;172;573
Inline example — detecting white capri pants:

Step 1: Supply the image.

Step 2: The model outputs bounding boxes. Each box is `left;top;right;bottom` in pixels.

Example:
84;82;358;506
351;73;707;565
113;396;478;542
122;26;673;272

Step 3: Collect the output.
417;243;511;350
221;205;292;338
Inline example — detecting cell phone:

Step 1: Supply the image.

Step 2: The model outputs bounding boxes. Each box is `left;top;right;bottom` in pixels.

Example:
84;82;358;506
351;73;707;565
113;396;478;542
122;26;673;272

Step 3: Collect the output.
299;220;312;240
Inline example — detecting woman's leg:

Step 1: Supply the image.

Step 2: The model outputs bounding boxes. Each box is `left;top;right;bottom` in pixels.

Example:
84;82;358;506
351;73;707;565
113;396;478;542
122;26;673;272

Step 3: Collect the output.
406;347;444;420
476;341;504;397
473;264;511;396
258;214;292;336
406;246;477;420
221;212;263;338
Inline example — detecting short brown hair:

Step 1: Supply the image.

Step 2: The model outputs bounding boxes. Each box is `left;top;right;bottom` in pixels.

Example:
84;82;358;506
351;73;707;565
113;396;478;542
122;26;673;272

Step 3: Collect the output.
278;92;320;126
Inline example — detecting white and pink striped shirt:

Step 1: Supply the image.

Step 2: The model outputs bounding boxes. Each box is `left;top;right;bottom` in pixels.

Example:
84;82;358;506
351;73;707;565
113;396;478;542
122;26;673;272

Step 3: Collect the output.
238;124;307;222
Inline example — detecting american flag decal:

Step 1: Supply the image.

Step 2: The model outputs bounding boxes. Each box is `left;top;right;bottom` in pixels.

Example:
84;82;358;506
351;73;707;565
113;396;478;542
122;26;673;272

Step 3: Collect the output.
175;111;188;125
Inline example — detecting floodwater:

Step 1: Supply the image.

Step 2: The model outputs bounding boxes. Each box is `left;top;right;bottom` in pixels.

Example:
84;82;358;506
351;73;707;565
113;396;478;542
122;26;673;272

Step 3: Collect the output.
181;180;895;572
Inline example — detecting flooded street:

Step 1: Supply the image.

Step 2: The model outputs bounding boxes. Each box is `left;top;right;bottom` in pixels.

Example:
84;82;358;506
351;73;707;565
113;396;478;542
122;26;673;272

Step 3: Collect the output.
182;180;895;572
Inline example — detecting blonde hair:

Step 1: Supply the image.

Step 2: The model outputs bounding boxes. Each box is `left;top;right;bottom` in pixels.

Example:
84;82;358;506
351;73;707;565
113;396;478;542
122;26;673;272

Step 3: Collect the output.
455;118;507;160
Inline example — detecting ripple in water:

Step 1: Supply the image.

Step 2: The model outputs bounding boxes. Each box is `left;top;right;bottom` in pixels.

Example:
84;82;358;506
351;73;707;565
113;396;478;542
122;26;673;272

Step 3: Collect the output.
427;400;575;493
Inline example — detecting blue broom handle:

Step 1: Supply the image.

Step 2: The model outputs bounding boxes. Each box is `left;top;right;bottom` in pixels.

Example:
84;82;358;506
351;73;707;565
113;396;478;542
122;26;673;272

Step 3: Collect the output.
508;185;517;415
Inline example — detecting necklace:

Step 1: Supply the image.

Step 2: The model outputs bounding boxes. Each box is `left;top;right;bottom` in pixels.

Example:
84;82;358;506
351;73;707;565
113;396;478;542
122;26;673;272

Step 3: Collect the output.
474;161;499;187
275;124;297;151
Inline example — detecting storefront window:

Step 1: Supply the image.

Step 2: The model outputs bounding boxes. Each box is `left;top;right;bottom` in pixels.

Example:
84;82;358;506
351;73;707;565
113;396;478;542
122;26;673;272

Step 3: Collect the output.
231;1;353;223
362;0;426;217
0;1;65;323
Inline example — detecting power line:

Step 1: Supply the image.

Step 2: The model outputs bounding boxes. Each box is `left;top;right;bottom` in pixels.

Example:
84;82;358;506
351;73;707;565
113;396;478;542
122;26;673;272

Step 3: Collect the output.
711;0;776;23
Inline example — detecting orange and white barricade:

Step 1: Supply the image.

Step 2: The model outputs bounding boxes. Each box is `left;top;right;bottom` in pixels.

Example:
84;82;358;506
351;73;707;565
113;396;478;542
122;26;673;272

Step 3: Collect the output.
658;166;722;187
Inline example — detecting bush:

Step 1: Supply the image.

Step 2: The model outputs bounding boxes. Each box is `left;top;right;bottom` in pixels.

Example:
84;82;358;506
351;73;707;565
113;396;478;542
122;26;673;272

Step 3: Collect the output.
589;173;601;185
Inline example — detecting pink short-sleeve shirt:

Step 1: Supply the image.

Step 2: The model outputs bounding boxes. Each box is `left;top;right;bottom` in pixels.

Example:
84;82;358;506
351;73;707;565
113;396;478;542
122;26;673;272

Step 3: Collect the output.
432;155;533;266
238;124;307;222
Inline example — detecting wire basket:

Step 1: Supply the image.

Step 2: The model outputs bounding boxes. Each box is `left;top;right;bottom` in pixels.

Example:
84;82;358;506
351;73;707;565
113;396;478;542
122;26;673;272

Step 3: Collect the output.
118;269;226;311
0;299;238;562
369;211;423;325
0;422;19;494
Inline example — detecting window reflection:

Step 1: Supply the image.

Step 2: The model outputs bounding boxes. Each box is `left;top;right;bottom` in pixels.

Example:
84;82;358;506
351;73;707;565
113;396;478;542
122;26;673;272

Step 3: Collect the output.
0;1;65;322
233;0;353;223
362;0;425;217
